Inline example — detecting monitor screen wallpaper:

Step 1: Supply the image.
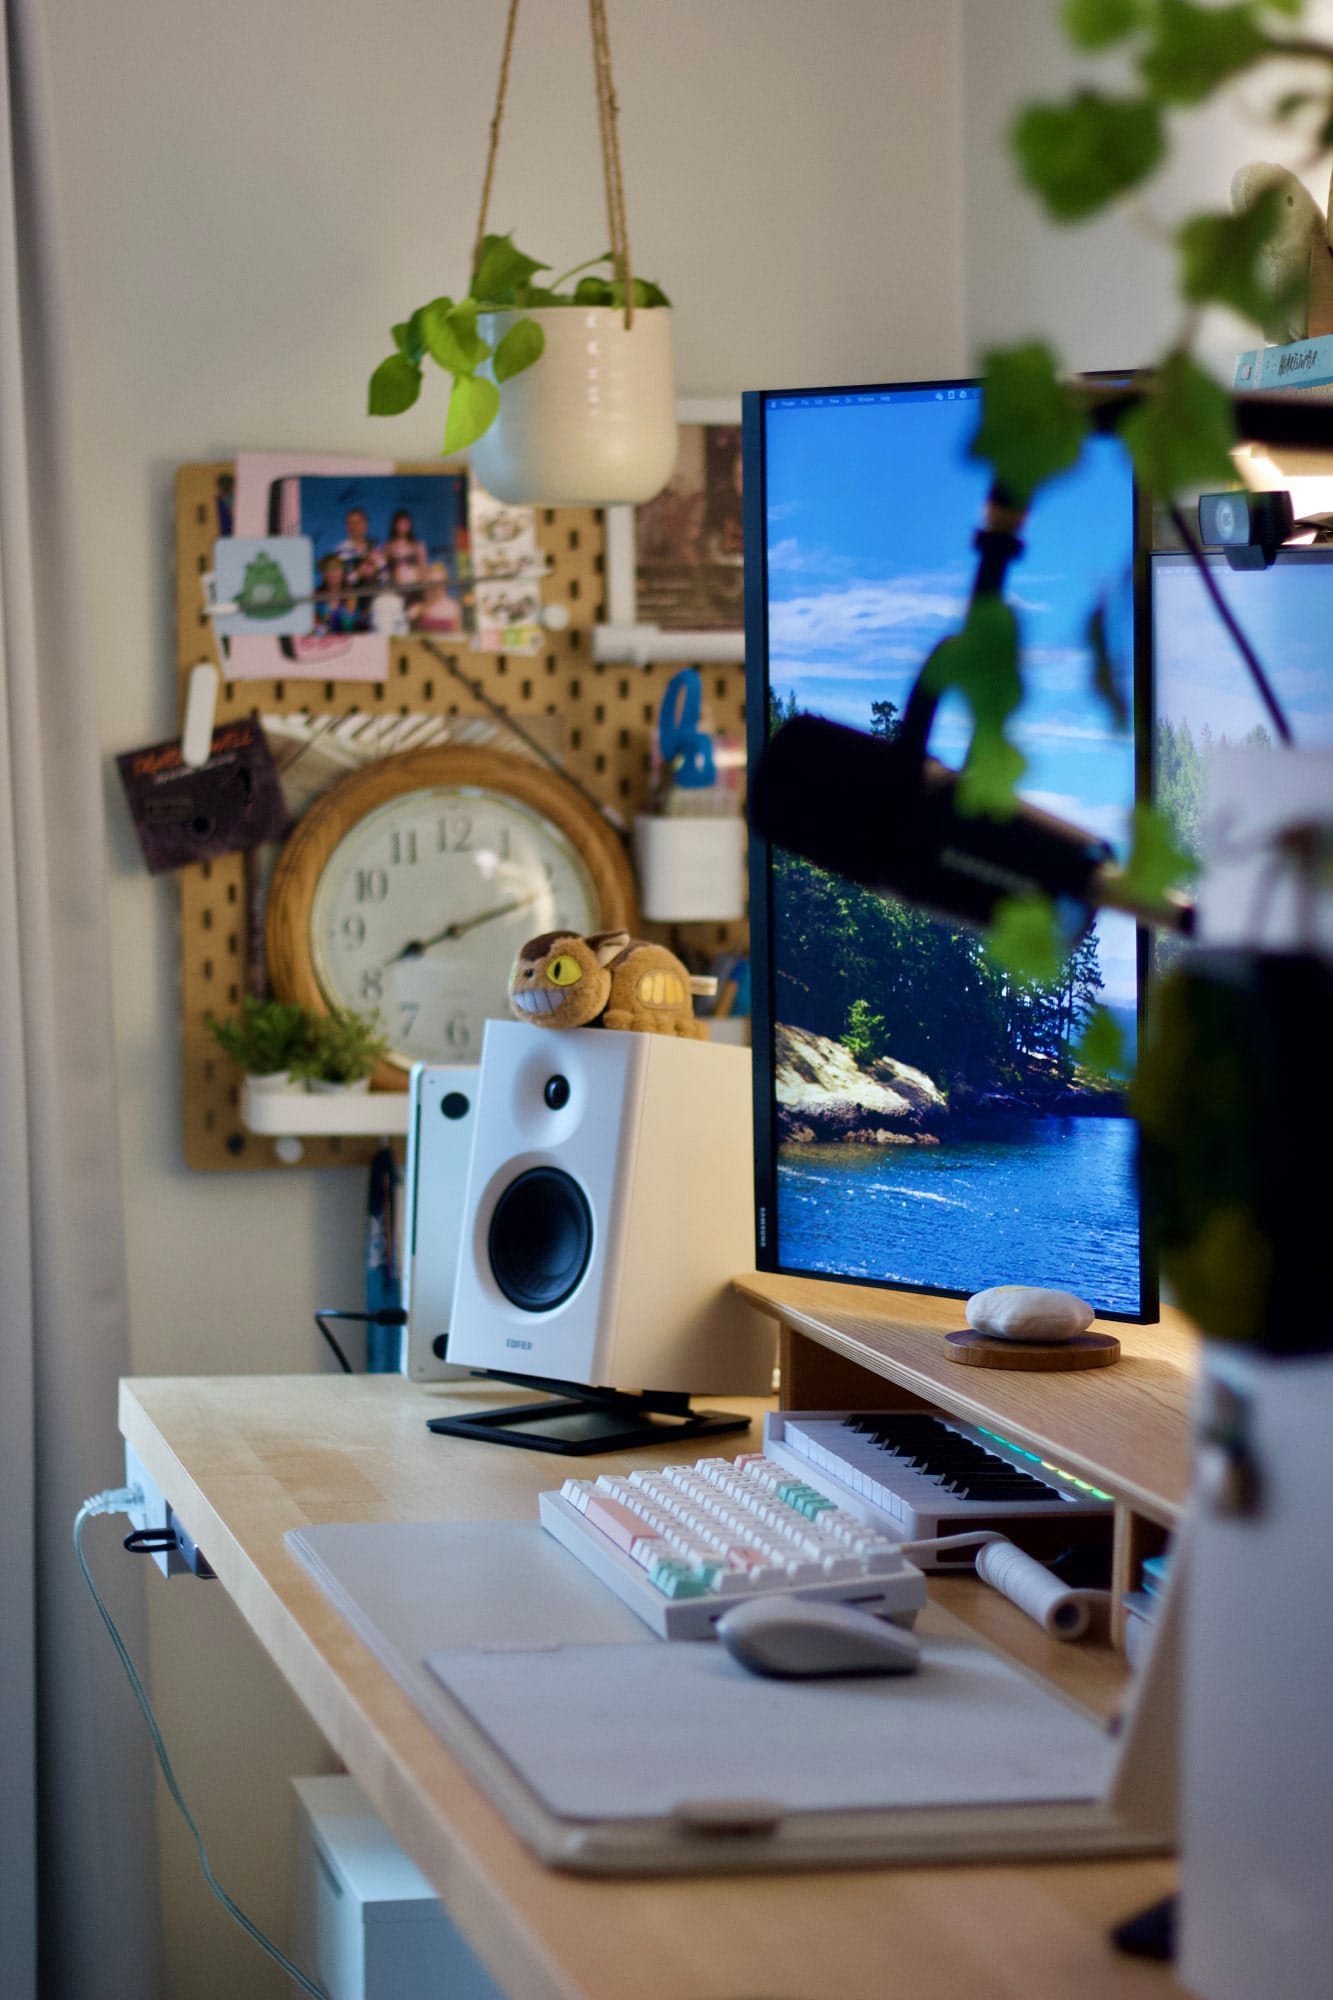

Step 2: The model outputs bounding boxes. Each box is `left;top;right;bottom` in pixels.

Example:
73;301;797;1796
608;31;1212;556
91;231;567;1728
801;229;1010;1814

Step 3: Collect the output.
746;383;1147;1319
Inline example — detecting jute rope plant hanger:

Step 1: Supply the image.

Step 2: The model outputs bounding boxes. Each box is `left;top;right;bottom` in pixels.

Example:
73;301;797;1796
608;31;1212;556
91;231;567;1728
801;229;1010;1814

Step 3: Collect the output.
463;0;678;506
476;0;637;329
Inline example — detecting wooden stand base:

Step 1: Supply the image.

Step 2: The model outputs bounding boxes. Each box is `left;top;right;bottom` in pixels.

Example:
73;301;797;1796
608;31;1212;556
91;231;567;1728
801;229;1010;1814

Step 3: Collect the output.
945;1329;1122;1371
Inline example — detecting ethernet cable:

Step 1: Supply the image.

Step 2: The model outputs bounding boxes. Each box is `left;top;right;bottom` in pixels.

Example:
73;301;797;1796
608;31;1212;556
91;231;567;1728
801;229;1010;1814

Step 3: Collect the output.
74;1490;328;2000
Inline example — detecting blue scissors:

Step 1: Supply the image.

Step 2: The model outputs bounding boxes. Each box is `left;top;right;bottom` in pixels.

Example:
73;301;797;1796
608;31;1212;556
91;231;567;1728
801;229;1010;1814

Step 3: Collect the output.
657;668;716;789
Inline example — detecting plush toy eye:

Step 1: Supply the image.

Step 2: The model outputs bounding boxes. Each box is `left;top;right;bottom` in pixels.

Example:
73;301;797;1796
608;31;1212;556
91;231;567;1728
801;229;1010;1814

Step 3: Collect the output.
547;955;583;987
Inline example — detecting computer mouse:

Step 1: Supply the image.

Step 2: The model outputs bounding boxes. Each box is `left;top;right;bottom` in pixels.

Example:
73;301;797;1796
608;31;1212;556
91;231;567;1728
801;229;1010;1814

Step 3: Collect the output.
716;1596;922;1680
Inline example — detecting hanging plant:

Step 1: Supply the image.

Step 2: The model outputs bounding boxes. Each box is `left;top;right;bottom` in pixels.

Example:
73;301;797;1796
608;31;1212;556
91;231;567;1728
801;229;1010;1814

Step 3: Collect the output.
368;235;670;455
366;0;676;505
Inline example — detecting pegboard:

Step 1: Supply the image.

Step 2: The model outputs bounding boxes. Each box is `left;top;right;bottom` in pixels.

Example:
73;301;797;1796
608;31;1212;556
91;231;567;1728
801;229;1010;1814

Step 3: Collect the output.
174;462;749;1170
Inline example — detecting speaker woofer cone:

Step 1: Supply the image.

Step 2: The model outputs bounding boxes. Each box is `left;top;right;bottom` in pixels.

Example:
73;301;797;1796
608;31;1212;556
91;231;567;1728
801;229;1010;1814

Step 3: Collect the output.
487;1167;593;1313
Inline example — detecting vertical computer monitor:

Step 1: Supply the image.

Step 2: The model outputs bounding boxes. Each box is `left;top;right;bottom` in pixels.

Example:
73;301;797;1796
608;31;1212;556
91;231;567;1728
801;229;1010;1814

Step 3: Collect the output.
744;380;1150;1320
1152;547;1333;918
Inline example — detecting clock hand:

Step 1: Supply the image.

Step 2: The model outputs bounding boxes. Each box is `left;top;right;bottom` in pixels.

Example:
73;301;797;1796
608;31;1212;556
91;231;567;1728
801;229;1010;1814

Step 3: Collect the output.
444;888;543;941
386;890;543;965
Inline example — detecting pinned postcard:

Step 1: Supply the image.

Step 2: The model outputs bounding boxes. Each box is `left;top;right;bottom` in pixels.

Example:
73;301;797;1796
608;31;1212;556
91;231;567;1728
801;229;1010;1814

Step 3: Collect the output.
210;537;314;638
470;486;544;654
116;715;288;874
220;456;471;681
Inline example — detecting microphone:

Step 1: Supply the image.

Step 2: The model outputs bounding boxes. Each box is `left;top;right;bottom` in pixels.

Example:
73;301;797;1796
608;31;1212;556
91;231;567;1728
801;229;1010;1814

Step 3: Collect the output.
748;712;1191;937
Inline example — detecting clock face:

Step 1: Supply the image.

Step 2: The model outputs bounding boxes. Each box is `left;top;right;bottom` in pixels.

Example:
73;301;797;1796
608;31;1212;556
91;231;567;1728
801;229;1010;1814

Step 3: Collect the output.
307;784;602;1066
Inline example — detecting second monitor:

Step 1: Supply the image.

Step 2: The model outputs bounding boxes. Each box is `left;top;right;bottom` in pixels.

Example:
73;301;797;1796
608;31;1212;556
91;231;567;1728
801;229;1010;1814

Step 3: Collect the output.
743;379;1148;1319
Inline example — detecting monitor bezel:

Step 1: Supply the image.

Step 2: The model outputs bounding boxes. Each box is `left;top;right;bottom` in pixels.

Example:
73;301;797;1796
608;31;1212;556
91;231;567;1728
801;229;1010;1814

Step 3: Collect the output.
743;376;1156;1324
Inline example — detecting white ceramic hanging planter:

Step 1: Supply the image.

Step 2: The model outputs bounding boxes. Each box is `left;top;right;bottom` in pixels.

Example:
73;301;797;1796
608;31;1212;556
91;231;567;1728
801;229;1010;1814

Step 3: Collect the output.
469;306;677;507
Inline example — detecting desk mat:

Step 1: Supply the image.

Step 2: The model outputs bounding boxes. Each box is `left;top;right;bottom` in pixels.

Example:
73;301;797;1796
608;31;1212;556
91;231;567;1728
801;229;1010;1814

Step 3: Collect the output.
287;1519;1152;1874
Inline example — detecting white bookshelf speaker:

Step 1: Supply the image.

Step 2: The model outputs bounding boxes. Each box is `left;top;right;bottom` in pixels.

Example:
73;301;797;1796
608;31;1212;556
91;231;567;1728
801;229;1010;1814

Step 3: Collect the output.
446;1022;774;1396
402;1063;479;1382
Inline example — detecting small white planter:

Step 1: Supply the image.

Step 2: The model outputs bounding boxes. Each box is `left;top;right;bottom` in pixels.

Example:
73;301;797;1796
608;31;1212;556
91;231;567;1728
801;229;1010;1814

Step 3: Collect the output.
469;307;676;506
307;1075;374;1095
245;1068;295;1094
633;813;746;923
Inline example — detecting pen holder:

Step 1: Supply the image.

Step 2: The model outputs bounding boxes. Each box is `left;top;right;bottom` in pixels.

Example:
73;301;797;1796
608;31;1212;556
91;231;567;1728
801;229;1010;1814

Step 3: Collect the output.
633;814;746;924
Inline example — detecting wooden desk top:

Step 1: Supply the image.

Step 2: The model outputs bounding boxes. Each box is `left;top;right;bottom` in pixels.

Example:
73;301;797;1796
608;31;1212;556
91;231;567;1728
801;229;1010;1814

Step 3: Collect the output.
735;1273;1198;1525
120;1373;1180;2000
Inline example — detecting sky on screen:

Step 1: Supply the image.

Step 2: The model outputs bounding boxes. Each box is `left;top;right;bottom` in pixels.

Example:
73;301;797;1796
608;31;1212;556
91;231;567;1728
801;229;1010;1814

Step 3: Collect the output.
764;391;1138;1003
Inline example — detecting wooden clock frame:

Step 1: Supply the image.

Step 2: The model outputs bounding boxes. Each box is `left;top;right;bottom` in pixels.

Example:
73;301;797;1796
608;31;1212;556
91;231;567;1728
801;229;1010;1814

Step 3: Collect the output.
264;745;639;1090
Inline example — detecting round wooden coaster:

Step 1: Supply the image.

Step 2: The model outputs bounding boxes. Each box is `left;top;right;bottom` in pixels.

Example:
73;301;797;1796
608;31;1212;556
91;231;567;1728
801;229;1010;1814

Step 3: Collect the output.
944;1329;1121;1371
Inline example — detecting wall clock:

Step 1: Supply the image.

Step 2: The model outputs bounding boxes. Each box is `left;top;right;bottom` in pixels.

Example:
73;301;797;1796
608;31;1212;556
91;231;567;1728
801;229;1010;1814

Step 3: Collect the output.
265;746;637;1083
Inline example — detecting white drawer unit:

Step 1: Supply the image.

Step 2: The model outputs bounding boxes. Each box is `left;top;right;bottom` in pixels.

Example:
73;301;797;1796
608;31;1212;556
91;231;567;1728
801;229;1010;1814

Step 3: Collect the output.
292;1775;504;2000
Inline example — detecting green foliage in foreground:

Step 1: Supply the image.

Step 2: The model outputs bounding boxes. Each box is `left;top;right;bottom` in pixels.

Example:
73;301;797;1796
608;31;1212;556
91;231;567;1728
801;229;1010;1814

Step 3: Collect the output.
368;234;670;453
953;0;1330;979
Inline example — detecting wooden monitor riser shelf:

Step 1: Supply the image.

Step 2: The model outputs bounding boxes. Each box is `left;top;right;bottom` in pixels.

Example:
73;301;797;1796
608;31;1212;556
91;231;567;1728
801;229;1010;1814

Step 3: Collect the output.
119;1373;1181;2000
733;1272;1198;1652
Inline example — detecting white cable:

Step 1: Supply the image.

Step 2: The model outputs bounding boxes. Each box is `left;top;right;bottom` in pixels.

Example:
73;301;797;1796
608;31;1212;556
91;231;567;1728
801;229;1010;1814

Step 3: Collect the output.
901;1531;1112;1641
74;1491;328;2000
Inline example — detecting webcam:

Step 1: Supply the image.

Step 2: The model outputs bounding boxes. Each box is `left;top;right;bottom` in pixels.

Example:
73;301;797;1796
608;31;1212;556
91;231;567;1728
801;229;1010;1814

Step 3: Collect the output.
1197;489;1295;570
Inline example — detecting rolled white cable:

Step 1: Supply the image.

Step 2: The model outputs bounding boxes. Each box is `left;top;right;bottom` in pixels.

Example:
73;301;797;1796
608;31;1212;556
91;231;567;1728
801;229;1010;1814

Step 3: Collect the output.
900;1532;1110;1642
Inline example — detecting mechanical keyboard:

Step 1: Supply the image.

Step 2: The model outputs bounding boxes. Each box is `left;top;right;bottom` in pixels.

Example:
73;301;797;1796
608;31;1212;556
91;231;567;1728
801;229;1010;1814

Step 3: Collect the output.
538;1409;1115;1636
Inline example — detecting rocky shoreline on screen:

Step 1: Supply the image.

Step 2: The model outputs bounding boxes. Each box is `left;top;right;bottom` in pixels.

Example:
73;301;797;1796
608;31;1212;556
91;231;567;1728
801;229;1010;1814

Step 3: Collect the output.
774;1023;1124;1146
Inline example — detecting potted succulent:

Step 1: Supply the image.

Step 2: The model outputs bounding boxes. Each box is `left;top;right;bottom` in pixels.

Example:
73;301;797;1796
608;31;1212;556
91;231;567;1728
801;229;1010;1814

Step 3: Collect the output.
206;997;314;1093
293;1007;389;1094
368;232;676;506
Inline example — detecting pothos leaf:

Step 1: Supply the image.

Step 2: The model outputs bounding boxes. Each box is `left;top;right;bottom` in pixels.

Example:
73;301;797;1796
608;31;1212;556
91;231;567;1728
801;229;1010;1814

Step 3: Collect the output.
420;299;491;376
368;354;422;417
973;342;1089;505
1139;0;1271;107
1062;0;1146;50
492;315;545;383
988;894;1065;986
391;320;418;360
1120;802;1198;905
922;598;1028;820
1178;189;1296;329
1012;91;1164;222
471;233;550;304
443;372;501;453
1116;350;1237;499
1074;1003;1127;1078
957;732;1029;819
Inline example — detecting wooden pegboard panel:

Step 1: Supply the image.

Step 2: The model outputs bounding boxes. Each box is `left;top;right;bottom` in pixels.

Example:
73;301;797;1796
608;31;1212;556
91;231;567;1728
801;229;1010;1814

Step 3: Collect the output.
174;462;748;1170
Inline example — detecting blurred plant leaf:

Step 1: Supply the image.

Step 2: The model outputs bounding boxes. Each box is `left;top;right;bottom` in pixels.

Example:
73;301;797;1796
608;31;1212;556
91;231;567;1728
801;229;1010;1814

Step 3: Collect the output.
1178;188;1295;327
493;315;545;383
1139;0;1271;106
1121;801;1198;904
1087;604;1130;731
420;299;490;376
923;598;1029;818
390;320;418;360
989;894;1065;985
958;732;1030;818
1063;0;1146;49
368;354;422;417
471;232;550;304
443;373;501;453
1075;1002;1127;1077
973;342;1090;503
1013;91;1165;220
1117;350;1237;497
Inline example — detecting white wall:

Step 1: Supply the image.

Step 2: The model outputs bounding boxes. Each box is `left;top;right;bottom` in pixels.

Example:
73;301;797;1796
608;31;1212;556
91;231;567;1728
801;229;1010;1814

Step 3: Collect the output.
960;0;1333;375
39;4;965;1993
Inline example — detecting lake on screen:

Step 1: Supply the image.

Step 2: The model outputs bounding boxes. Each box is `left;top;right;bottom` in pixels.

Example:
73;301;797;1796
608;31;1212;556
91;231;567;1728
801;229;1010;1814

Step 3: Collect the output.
776;1116;1141;1316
